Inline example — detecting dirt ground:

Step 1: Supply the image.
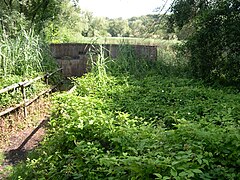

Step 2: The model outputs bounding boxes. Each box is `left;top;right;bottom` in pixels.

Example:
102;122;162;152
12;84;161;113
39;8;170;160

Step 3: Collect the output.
0;83;73;178
0;97;51;179
2;118;47;165
0;118;48;179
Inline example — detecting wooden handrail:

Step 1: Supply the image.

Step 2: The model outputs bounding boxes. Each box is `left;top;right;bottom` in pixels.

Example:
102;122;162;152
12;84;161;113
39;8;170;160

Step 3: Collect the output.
22;76;43;87
0;68;63;118
0;82;22;94
45;68;62;78
0;103;24;117
0;68;62;94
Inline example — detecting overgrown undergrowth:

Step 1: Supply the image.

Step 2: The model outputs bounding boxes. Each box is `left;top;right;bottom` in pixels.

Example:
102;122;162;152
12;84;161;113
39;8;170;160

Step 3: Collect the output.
8;48;240;179
0;26;60;172
0;28;60;111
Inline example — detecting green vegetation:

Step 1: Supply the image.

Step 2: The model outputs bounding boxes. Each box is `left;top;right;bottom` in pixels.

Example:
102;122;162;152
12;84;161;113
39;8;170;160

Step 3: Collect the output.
63;36;179;46
0;0;62;34
9;47;240;179
1;0;240;179
0;30;58;110
0;2;60;111
170;0;240;87
45;1;174;43
0;80;50;111
0;30;56;77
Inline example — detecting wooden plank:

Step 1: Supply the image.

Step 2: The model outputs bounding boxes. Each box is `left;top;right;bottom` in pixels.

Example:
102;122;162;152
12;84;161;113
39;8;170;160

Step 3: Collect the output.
23;76;43;87
0;69;63;117
25;85;58;107
46;68;63;78
0;103;24;117
21;85;27;118
0;77;40;94
0;83;21;94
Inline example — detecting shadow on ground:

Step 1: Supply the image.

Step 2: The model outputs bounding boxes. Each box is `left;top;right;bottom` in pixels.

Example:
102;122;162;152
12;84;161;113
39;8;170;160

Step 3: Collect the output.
1;118;48;168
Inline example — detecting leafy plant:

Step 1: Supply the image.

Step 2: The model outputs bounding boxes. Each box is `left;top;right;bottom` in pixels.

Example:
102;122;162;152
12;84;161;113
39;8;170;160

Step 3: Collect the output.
9;54;240;179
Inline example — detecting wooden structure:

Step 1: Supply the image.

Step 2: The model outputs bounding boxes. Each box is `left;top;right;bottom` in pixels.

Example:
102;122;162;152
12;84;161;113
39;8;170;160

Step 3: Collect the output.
0;68;62;118
50;43;157;77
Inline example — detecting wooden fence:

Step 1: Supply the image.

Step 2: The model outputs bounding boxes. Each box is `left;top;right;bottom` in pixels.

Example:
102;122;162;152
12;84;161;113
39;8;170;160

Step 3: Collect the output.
50;43;157;77
0;68;62;118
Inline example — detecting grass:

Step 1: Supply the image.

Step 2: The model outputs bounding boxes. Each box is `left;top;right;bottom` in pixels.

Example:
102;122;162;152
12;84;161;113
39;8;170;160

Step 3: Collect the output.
0;27;61;113
0;29;56;77
52;36;180;46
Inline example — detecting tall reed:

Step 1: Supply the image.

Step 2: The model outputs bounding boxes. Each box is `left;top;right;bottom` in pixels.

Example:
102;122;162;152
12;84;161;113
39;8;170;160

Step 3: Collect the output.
0;29;56;78
88;45;112;82
108;44;154;78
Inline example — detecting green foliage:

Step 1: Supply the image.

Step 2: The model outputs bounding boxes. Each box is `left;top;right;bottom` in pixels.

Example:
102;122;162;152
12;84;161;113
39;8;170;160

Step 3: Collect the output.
170;0;209;29
107;44;154;78
171;0;240;87
0;14;60;111
0;0;62;33
0;76;50;110
0;5;59;77
0;10;29;38
156;41;188;77
43;1;175;43
186;0;240;86
9;52;240;179
0;14;60;109
44;1;87;43
0;30;57;77
108;18;130;37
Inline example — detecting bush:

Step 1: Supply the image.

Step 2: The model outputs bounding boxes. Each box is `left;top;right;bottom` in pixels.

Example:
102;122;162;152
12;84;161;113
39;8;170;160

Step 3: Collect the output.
182;0;240;86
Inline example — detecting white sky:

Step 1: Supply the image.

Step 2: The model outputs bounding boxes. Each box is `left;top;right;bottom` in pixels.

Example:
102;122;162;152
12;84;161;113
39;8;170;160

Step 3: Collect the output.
77;0;172;19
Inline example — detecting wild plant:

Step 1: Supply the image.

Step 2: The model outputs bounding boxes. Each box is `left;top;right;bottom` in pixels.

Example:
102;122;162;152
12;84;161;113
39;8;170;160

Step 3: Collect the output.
0;30;57;77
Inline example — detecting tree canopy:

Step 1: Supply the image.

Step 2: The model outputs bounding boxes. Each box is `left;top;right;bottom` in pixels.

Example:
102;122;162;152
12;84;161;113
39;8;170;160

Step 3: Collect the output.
0;0;62;34
170;0;240;86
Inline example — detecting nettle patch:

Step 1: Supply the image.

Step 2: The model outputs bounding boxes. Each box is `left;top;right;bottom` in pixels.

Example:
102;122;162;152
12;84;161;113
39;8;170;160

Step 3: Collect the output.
10;71;240;179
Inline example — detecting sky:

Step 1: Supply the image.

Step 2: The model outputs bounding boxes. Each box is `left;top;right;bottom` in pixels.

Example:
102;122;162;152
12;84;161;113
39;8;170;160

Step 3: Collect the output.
77;0;172;19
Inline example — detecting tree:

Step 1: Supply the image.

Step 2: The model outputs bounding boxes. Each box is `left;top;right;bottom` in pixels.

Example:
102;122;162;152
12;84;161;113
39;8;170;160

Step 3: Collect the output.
170;0;209;29
44;0;87;42
1;0;63;34
81;13;109;37
172;0;240;86
168;0;210;39
108;18;130;37
128;19;145;37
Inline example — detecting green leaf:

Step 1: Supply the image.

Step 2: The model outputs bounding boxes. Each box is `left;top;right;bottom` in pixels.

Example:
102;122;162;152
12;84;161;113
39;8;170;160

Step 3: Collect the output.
154;173;162;179
170;169;178;177
192;169;203;174
163;176;171;180
179;171;188;177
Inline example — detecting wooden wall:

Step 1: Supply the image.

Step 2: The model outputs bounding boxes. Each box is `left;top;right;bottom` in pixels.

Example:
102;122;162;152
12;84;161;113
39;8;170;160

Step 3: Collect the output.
50;43;157;77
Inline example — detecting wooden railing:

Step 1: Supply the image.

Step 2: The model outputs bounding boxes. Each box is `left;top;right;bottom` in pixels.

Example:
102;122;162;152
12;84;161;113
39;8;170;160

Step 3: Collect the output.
0;68;62;118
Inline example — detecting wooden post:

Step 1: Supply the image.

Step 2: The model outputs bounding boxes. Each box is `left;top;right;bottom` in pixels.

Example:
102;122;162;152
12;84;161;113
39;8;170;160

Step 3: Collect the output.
20;82;27;118
45;73;49;85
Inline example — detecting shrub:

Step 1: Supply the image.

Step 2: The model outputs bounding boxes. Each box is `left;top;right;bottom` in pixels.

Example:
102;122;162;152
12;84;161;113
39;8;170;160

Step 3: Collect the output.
182;0;240;86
